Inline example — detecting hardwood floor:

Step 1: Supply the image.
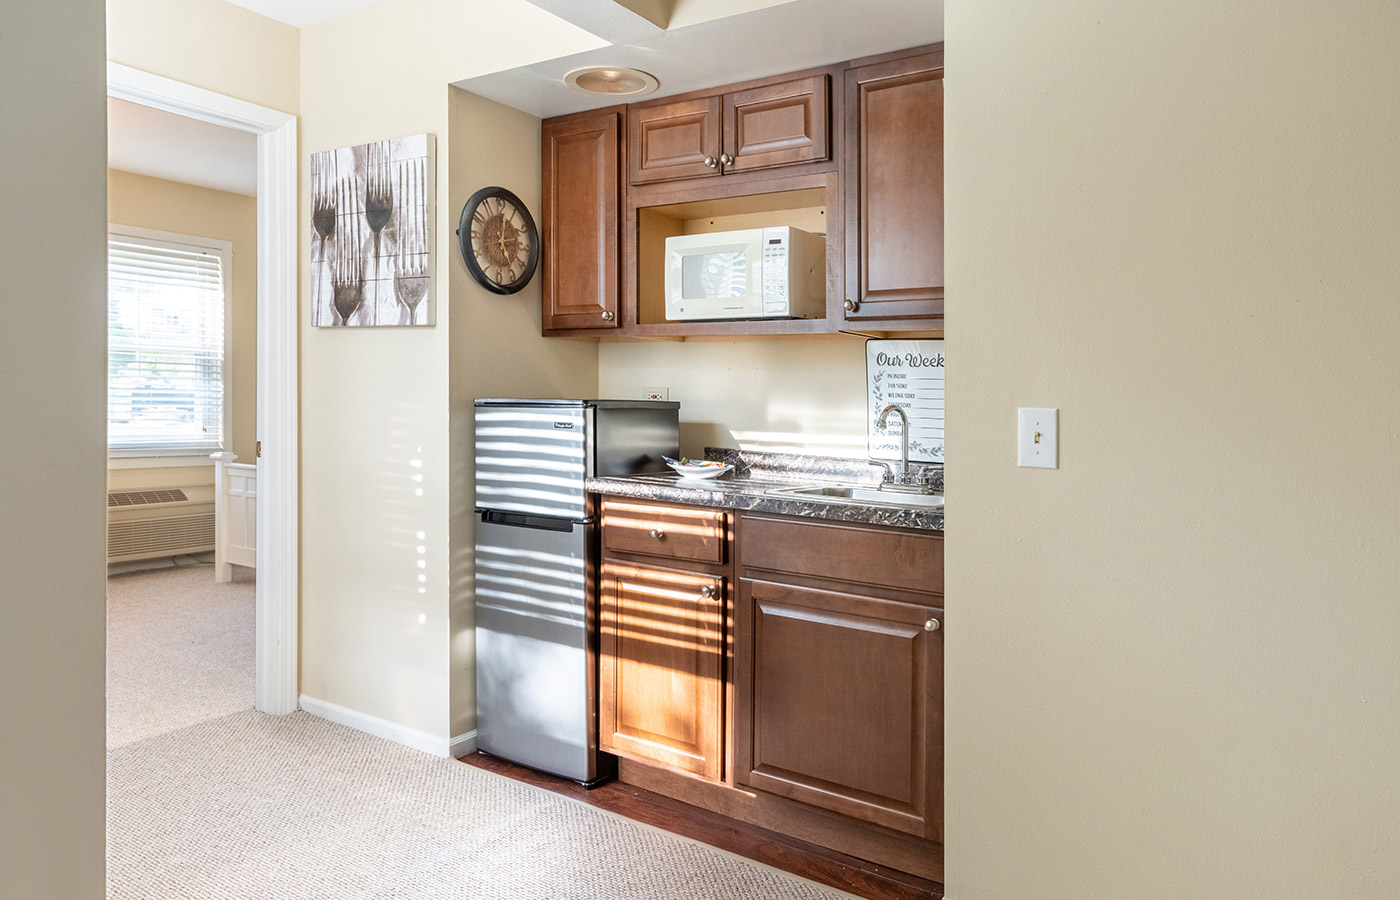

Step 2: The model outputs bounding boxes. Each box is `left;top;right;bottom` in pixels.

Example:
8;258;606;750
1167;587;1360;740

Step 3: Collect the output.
460;752;945;900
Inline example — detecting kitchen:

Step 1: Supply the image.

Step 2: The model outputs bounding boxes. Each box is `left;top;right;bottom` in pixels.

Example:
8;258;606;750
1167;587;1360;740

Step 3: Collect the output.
458;30;946;896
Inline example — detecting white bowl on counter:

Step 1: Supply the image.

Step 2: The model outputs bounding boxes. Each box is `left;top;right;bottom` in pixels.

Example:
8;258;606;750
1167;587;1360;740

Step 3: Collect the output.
664;459;734;480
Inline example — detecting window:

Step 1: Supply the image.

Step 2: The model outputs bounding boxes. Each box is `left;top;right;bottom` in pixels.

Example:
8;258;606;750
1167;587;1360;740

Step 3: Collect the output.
108;226;231;459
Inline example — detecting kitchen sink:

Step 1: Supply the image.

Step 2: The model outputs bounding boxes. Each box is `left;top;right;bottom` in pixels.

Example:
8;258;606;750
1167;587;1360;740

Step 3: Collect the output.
765;484;945;509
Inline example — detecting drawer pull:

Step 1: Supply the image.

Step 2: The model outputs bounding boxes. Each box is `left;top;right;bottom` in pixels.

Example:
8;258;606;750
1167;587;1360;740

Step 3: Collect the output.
648;528;665;540
924;618;940;632
700;584;717;600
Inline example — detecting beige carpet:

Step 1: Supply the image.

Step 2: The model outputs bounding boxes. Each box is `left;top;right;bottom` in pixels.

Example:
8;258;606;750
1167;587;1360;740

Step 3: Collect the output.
107;566;854;899
107;562;255;748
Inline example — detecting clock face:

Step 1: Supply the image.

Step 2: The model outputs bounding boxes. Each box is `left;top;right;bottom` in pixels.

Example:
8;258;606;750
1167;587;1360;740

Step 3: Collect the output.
457;187;539;295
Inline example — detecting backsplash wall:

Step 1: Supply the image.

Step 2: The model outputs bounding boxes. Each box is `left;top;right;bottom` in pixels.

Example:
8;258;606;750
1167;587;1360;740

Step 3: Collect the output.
597;337;870;459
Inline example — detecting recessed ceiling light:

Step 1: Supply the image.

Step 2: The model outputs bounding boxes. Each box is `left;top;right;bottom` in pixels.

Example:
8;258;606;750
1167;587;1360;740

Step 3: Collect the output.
563;66;659;97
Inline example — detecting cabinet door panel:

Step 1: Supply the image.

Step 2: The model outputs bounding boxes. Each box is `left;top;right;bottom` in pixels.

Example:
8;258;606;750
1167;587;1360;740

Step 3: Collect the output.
600;562;725;779
723;74;830;173
542;111;620;330
736;577;942;840
844;52;944;320
629;96;722;185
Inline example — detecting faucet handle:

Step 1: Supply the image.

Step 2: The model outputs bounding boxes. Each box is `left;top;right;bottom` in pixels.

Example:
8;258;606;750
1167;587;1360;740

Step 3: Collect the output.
868;460;894;482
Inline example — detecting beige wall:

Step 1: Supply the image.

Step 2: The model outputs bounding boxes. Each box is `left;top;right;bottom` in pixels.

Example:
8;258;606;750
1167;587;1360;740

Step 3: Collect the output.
107;169;259;478
943;2;1400;898
108;0;300;114
297;0;602;740
0;1;108;897
447;88;599;736
597;338;869;458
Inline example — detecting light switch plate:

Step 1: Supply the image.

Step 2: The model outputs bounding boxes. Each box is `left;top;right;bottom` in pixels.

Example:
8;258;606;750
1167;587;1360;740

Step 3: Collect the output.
1018;408;1058;468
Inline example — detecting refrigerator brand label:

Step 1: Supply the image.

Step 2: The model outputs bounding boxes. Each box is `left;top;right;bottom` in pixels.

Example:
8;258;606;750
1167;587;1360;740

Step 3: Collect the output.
553;421;574;429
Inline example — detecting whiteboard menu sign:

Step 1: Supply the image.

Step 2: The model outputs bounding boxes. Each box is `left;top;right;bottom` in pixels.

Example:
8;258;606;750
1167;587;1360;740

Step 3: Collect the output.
866;339;944;463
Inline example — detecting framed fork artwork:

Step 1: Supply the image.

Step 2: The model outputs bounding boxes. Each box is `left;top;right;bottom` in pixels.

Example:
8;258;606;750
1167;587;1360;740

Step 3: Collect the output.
310;133;435;327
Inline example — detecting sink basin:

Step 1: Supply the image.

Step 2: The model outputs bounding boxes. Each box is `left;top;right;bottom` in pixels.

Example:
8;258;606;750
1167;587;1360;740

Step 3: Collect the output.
765;484;944;509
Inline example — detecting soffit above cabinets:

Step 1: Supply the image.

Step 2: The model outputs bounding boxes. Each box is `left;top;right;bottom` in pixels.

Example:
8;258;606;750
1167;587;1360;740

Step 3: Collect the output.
221;0;388;28
455;0;943;119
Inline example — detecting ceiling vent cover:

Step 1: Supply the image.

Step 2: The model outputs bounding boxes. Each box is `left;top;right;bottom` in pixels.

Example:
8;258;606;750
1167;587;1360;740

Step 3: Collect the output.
564;66;659;97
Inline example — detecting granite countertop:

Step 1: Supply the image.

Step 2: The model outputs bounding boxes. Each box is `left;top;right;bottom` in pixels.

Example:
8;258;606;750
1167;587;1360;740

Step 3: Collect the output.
585;449;944;533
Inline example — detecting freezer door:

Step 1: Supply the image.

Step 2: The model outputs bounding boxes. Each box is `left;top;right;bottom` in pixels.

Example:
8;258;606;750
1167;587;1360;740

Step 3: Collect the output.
474;515;600;783
475;405;589;519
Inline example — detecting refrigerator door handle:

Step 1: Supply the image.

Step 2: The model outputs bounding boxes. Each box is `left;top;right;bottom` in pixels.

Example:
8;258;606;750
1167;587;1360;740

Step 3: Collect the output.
476;509;595;530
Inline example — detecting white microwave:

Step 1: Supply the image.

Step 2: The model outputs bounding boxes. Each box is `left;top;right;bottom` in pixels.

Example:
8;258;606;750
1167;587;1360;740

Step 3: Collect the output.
665;226;826;321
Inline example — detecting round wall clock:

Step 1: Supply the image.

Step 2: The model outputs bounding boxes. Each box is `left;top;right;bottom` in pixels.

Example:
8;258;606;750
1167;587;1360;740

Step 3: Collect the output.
456;186;540;295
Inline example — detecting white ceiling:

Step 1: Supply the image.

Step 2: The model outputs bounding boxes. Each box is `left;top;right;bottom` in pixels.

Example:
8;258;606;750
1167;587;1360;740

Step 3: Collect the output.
221;0;387;28
457;0;943;119
107;98;258;197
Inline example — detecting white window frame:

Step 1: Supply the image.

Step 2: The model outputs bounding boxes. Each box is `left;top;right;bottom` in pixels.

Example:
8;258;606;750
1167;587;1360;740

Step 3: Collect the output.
106;223;233;468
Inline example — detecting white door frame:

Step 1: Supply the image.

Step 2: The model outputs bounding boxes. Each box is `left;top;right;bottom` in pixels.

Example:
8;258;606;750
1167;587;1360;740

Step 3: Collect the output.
108;63;300;715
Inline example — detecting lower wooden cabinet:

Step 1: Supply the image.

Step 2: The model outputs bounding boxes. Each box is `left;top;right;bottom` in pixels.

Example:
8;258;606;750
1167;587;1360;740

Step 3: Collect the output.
592;498;944;881
599;561;726;780
734;576;943;841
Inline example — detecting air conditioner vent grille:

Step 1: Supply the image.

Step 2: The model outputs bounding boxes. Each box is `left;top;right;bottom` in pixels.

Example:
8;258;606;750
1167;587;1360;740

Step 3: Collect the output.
108;489;189;507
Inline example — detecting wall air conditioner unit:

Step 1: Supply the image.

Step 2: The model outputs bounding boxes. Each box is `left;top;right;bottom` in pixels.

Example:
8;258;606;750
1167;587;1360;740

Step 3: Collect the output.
107;485;216;564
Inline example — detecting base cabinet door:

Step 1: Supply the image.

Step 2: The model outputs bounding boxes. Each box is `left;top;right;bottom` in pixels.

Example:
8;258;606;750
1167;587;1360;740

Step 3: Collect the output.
843;50;944;321
541;110;622;331
735;577;942;840
599;561;725;780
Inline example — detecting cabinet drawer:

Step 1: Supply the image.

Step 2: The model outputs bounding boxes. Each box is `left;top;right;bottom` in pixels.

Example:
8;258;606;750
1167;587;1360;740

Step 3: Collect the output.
738;513;942;594
602;499;727;564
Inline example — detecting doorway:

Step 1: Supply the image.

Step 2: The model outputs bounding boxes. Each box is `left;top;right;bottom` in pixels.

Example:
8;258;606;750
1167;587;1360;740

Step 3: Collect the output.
107;64;299;715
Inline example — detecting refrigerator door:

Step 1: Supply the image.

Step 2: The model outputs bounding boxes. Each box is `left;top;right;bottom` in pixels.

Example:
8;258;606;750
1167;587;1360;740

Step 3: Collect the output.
475;404;590;519
474;514;601;783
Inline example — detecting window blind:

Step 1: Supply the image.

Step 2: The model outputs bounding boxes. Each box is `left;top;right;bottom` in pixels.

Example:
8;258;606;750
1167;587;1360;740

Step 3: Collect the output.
108;232;227;453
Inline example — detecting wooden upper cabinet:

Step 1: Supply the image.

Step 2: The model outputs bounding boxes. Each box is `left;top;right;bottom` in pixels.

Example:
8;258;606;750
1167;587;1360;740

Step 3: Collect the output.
722;74;830;174
599;561;726;780
735;577;942;841
628;95;723;185
628;74;831;186
844;50;944;321
541;110;621;331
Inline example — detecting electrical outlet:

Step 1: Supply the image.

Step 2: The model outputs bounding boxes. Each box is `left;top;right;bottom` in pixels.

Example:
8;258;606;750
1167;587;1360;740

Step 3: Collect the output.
1018;408;1058;468
642;387;669;401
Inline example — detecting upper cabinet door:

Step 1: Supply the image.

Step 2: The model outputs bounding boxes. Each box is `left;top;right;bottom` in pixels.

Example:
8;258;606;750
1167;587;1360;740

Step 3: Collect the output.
628;95;723;186
722;74;830;174
844;51;944;321
541;111;621;331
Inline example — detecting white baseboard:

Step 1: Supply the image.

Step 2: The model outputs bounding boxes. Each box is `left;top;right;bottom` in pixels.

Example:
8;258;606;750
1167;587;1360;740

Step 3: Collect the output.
449;729;478;758
299;694;475;759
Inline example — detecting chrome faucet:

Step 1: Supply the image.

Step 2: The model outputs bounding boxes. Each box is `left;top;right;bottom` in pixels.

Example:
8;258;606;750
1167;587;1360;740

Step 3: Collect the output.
873;404;930;493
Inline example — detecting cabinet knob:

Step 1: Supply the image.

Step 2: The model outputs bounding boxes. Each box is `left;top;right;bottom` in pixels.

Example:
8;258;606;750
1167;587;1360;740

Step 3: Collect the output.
844;299;858;312
648;528;665;540
924;617;940;632
601;310;614;321
700;584;717;599
718;152;734;167
703;155;718;168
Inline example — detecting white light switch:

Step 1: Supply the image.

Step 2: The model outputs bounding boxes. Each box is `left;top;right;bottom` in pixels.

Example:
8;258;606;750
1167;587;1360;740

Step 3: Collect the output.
1018;408;1058;468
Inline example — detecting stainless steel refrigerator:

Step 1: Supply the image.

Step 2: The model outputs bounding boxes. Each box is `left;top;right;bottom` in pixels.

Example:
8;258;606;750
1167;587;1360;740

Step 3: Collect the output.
473;399;679;784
